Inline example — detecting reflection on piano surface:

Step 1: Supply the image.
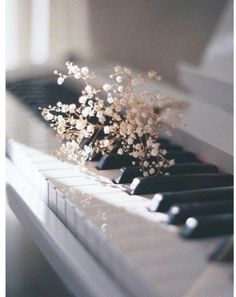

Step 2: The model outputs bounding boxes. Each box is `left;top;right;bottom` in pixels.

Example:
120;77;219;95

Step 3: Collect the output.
6;65;233;297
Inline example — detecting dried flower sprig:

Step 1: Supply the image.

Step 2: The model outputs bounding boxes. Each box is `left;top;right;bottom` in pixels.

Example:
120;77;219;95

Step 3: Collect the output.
41;62;183;176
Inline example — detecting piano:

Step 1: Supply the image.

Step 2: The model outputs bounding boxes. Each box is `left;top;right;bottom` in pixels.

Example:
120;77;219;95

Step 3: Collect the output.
6;57;233;297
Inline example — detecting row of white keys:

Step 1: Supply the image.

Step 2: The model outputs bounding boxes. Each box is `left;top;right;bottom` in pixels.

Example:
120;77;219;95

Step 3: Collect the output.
8;140;222;297
7;150;157;297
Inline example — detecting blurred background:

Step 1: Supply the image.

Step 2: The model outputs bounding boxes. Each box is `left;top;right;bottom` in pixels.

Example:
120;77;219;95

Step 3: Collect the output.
6;0;232;86
6;1;233;297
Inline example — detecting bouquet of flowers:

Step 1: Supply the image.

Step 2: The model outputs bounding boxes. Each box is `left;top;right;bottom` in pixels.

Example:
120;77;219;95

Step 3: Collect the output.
41;62;183;176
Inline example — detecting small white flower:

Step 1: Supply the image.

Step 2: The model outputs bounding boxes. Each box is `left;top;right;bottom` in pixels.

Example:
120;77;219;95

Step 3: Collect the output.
146;139;153;146
68;104;76;113
141;112;147;118
81;67;89;76
57;125;65;134
97;110;103;118
85;85;93;94
98;116;106;124
117;148;123;155
82;106;91;117
88;100;94;107
127;138;133;145
152;142;160;149
84;145;93;155
61;105;69;112
107;95;114;103
74;72;81;79
98;99;104;108
116;76;123;83
114;66;122;73
79;95;87;104
76;119;86;130
148;71;156;78
87;124;94;133
103;84;112;92
143;161;149;167
71;65;80;73
89;110;95;117
143;171;149;177
57;77;64;85
45;112;54;121
136;127;143;137
104;126;110;134
57;101;62;107
105;107;113;116
104;139;110;147
117;86;124;93
124;67;132;75
162;149;167;155
151;148;158;156
169;159;175;166
149;168;155;175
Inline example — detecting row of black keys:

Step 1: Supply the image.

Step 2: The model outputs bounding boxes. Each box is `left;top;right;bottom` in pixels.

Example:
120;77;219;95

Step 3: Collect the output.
6;77;80;111
93;143;233;239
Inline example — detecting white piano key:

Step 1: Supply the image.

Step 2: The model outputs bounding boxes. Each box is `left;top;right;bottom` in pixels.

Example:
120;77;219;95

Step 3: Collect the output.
74;208;88;240
88;191;145;205
50;176;101;187
48;182;57;214
56;190;66;223
31;160;75;170
79;183;124;194
65;199;77;235
39;174;48;203
41;167;88;178
30;155;59;162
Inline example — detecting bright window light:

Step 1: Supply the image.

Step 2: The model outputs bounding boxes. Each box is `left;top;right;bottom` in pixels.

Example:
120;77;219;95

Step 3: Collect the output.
6;0;19;69
30;0;50;64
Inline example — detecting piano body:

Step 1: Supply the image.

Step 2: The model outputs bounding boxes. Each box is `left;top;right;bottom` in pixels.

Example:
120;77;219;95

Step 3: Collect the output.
6;1;233;297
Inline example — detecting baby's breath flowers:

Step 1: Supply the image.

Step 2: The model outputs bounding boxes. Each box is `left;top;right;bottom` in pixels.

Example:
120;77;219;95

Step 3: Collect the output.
40;62;183;176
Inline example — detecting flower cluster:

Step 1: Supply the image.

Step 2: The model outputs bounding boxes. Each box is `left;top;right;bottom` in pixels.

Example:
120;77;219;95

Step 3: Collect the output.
41;62;183;176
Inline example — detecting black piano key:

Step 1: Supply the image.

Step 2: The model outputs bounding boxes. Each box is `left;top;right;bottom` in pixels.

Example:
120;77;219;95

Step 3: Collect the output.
113;166;143;184
90;152;102;161
148;186;233;212
128;174;233;195
166;151;198;163
167;201;233;225
160;143;183;151
96;153;136;170
181;214;233;238
7;78;80;109
114;163;219;184
165;163;218;174
158;137;169;144
97;151;198;170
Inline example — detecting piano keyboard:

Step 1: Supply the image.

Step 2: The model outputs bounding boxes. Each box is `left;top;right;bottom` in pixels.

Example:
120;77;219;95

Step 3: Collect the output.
6;73;233;297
